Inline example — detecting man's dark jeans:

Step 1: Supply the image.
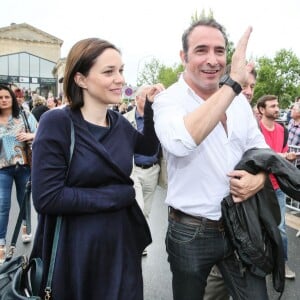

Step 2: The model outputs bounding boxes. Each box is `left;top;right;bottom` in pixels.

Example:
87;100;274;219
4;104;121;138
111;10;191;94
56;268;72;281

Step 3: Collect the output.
166;216;269;300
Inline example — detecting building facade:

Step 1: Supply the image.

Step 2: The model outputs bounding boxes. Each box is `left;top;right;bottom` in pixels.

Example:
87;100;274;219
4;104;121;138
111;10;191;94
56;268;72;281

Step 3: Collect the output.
0;23;63;97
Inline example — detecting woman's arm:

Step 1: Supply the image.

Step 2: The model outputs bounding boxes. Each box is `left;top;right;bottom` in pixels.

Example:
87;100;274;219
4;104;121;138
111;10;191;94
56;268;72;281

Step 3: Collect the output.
32;110;135;215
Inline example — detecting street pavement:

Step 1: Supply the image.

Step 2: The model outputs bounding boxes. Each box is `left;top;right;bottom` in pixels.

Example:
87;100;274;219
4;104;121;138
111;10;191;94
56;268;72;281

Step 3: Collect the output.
6;185;300;299
143;186;300;300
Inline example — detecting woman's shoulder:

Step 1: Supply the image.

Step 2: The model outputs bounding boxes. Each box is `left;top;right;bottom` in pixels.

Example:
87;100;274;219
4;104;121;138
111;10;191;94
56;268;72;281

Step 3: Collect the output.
39;106;71;124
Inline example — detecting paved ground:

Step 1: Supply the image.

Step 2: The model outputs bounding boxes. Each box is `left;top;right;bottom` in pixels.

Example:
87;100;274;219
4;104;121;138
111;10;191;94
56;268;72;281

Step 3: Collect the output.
143;187;300;300
6;185;300;299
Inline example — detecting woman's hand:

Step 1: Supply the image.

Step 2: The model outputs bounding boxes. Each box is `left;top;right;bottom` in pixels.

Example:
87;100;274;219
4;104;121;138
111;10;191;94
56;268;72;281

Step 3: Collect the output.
146;83;165;102
16;132;35;142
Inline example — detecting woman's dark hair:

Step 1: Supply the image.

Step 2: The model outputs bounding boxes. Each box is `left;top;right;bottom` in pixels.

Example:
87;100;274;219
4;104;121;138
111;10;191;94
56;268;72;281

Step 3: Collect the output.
0;84;20;118
63;38;120;110
182;18;228;60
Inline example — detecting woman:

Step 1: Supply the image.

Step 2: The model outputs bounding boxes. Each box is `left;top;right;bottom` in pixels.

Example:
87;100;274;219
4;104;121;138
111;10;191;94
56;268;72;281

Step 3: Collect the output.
31;38;164;299
0;84;37;263
31;94;49;122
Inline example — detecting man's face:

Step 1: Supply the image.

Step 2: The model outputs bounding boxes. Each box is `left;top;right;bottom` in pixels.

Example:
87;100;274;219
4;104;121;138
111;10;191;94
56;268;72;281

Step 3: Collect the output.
261;99;280;120
291;104;300;120
181;25;226;98
242;73;256;102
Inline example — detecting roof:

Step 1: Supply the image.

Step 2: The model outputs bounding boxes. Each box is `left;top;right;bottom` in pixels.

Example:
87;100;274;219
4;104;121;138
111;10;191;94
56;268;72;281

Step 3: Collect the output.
0;23;63;45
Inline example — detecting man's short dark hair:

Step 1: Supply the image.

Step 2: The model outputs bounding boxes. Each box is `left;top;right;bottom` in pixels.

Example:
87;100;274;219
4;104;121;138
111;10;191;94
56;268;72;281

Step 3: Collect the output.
256;95;278;114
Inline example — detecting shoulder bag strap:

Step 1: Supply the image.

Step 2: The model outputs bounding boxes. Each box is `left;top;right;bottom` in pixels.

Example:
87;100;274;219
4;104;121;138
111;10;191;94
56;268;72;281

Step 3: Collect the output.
44;116;75;299
6;179;31;259
20;107;31;133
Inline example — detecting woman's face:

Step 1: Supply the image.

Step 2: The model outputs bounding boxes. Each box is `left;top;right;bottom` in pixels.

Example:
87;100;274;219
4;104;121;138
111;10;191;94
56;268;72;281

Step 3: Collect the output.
0;89;13;111
79;48;125;105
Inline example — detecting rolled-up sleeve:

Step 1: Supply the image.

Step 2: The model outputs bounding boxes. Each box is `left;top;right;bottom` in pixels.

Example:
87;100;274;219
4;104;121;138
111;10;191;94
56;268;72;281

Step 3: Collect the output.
153;90;197;157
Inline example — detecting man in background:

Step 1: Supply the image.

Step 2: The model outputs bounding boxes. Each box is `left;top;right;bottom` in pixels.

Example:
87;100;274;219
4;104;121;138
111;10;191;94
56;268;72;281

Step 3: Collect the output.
124;85;161;255
257;94;296;279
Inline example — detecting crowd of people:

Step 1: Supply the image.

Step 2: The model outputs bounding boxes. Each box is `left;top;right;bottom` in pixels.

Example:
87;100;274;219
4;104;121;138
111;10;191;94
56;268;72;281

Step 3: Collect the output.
0;17;300;300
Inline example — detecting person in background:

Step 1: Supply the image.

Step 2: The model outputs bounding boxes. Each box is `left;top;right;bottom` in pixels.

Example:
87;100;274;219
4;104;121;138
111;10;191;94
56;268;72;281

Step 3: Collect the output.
153;19;270;299
204;65;258;300
253;103;262;121
288;101;300;147
257;94;296;279
46;96;57;109
30;37;163;300
31;94;49;122
0;84;37;263
118;102;128;114
14;88;30;111
241;68;256;102
224;64;257;103
127;98;136;112
124;85;161;256
287;101;300;237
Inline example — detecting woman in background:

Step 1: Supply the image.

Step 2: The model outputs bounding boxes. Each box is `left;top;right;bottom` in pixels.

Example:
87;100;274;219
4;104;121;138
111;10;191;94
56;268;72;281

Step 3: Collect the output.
31;94;49;122
0;84;37;263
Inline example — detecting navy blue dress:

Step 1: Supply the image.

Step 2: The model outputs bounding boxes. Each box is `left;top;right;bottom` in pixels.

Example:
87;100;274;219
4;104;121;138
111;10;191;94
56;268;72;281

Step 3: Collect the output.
31;102;158;300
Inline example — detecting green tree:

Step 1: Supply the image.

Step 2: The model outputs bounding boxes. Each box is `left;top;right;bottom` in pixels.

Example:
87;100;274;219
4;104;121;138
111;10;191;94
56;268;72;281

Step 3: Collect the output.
254;49;300;107
157;64;184;88
137;59;183;88
136;57;162;86
191;8;213;23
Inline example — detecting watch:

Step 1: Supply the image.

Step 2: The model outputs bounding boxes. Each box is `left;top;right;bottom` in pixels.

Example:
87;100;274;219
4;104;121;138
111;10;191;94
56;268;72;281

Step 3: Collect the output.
219;74;242;95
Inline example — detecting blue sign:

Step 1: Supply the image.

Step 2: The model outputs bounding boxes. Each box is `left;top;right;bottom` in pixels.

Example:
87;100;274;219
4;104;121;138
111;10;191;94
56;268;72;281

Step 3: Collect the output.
124;87;133;97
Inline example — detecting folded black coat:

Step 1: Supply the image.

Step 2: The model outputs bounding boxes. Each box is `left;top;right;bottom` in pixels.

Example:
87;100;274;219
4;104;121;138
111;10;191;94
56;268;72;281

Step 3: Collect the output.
221;148;300;294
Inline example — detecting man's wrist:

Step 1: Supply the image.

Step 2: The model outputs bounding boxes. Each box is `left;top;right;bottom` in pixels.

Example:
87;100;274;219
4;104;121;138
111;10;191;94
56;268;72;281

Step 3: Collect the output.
219;75;242;95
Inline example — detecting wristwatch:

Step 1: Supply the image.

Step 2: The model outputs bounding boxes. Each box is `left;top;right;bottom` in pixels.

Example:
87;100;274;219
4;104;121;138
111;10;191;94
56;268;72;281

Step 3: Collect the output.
219;74;242;95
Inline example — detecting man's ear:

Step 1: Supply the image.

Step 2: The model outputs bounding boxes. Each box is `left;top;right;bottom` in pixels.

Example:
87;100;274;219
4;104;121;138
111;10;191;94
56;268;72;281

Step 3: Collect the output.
180;50;187;66
74;72;87;89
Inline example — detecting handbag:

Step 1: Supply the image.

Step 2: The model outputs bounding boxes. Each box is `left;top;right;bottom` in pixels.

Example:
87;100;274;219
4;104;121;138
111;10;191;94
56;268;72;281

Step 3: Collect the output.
0;177;43;299
20;108;33;167
0;256;42;299
0;116;75;299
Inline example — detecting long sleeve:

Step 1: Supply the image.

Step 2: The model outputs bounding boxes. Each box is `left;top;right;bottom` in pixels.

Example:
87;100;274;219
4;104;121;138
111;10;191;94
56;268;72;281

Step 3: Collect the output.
32;109;135;215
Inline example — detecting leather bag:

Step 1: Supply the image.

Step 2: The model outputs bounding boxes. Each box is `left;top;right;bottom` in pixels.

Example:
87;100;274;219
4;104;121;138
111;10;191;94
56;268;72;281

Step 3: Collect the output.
0;255;42;299
20;108;33;167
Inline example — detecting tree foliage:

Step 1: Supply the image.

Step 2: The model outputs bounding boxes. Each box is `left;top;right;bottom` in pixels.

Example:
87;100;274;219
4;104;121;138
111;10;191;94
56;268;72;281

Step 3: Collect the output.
157;64;184;88
254;49;300;107
136;12;300;106
136;58;162;86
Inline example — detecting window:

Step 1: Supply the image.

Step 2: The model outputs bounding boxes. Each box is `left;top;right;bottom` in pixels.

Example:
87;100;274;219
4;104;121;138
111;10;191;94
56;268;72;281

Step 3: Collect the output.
30;55;39;77
19;53;30;76
0;56;8;74
40;59;55;78
8;54;19;75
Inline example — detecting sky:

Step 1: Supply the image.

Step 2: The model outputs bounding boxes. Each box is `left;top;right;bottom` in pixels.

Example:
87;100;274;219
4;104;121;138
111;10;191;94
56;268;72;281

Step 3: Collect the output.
1;0;300;86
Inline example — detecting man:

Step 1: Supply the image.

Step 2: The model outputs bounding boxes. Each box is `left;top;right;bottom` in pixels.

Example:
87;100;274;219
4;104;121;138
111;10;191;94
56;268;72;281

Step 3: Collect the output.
153;19;270;299
257;95;296;279
288;101;300;147
124;85;161;255
204;66;258;300
127;98;136;112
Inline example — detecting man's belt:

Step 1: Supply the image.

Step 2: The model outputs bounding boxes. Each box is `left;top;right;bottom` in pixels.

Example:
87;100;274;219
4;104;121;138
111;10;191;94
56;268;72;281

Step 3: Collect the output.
168;207;224;229
135;162;158;169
